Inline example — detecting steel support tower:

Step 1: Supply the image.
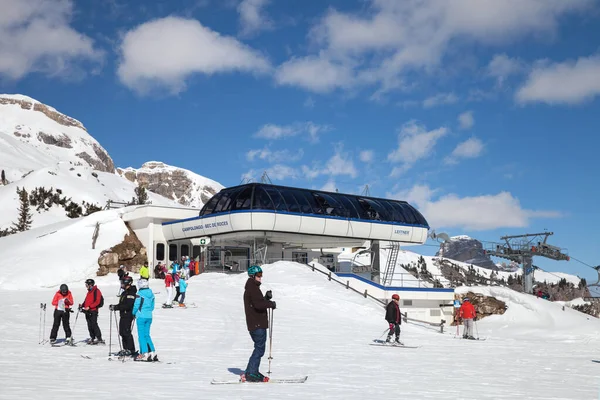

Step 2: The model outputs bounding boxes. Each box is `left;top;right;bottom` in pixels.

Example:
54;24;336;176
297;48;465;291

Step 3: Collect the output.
485;232;569;293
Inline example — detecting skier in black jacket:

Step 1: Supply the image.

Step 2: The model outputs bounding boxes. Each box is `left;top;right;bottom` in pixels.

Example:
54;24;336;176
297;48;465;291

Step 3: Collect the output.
243;265;276;383
110;275;137;356
385;294;402;343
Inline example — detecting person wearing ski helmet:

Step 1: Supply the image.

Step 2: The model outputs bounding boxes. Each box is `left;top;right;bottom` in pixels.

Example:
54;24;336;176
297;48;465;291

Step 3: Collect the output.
80;279;104;344
49;284;74;344
459;297;477;339
385;294;402;344
242;265;276;383
133;279;158;362
117;265;129;296
109;275;138;357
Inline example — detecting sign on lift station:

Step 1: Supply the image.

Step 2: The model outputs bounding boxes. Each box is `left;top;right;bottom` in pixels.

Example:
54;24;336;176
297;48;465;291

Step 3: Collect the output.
199;236;210;246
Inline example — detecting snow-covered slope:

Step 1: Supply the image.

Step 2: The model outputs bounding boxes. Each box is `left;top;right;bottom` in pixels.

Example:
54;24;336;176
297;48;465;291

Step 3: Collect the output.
1;261;599;399
117;161;224;207
0;162;180;230
0;208;131;290
0;94;115;183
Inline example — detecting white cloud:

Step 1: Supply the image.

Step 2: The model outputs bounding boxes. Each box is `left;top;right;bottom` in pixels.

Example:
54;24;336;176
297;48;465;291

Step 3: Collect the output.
515;54;600;105
359;150;374;163
458;111;474;130
444;137;484;165
275;54;354;93
237;0;272;36
389;184;561;231
0;0;103;80
246;147;304;163
487;54;525;86
253;122;332;143
303;97;315;108
387;121;448;175
423;93;459;108
320;180;338;192
241;164;299;182
301;147;358;179
117;16;271;94
276;0;592;95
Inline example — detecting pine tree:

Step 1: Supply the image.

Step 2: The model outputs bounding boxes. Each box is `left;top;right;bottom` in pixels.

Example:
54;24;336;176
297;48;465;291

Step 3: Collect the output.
135;183;149;205
1;169;5;184
11;187;32;232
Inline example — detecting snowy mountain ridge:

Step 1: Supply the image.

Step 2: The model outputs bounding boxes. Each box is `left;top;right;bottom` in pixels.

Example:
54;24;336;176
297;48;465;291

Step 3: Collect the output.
0;94;224;230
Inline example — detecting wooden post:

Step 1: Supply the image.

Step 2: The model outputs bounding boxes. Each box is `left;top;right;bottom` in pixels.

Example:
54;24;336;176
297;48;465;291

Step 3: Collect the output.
328;271;331;281
346;280;349;289
364;289;367;298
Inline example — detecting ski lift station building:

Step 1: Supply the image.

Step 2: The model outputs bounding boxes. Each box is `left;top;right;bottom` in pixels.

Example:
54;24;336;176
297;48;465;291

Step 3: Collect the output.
121;182;455;325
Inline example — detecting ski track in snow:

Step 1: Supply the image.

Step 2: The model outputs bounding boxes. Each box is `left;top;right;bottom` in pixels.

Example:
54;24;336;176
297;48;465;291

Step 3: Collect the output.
1;263;599;399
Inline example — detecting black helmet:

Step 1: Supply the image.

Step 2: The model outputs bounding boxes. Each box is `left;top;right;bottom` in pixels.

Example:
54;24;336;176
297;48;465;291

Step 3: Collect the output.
122;275;133;286
60;284;68;294
85;279;95;286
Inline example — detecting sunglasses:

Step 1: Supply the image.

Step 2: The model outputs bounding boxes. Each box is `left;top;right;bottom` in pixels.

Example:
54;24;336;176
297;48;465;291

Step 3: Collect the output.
255;273;263;278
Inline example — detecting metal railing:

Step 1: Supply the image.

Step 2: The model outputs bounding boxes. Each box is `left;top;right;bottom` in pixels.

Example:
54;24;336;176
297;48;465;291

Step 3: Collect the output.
304;263;446;333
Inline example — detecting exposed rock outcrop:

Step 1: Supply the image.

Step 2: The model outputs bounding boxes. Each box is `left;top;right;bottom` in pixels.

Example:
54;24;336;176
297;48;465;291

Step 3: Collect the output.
117;161;223;207
96;225;147;276
455;291;507;323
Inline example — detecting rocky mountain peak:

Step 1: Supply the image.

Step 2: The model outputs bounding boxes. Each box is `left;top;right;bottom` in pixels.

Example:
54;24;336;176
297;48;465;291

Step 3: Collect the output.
436;235;497;270
116;161;223;208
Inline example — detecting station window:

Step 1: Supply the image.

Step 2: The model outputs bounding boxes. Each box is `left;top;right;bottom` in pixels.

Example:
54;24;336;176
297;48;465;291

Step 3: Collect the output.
264;186;289;212
192;245;201;260
292;190;315;214
181;244;189;258
279;189;301;213
155;243;165;261
169;244;178;261
232;187;253;210
252;187;275;210
200;192;223;216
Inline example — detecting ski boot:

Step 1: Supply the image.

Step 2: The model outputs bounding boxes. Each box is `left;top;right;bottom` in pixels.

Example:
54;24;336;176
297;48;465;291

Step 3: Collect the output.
49;338;57;345
242;372;269;382
65;337;73;346
385;335;392;343
394;337;403;346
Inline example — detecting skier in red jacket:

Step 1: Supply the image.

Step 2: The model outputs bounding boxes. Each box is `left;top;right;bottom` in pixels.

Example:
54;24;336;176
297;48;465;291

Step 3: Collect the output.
80;279;104;344
49;284;74;345
459;297;477;339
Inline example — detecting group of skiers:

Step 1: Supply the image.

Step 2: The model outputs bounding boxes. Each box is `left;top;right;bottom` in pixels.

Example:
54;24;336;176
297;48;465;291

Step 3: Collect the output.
49;270;158;362
49;262;478;380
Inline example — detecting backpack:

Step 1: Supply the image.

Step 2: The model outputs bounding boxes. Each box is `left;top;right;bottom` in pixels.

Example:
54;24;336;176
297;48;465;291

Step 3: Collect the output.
93;288;105;308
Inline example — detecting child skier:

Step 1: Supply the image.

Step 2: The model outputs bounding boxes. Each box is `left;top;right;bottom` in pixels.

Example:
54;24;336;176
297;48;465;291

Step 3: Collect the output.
242;265;276;383
163;268;174;308
133;279;158;362
385;293;402;344
178;272;188;307
50;284;74;345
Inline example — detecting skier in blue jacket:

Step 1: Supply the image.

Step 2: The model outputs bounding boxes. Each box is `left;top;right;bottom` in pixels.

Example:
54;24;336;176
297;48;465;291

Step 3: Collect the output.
133;279;158;362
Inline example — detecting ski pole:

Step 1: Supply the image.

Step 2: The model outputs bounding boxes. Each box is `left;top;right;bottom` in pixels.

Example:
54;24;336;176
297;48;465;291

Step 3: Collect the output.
114;310;123;352
267;308;274;376
71;309;80;345
39;303;43;344
475;318;479;339
42;303;47;344
109;309;113;357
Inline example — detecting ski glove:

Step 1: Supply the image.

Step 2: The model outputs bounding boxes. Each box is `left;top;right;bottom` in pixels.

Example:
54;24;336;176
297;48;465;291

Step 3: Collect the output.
264;290;273;300
270;301;276;310
389;323;394;330
109;305;116;311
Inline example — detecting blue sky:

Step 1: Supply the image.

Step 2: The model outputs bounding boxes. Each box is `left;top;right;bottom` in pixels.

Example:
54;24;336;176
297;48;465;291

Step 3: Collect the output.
1;0;600;282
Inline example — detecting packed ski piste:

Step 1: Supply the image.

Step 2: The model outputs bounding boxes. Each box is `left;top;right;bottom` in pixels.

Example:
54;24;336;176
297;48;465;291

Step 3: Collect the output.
38;261;485;384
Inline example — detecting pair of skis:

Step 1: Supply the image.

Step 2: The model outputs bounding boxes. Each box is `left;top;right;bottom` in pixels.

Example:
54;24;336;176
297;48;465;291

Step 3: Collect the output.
370;339;420;348
211;376;308;385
